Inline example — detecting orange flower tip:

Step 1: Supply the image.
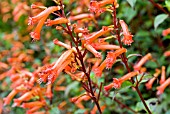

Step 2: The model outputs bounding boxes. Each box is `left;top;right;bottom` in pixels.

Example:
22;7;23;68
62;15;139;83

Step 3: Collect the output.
3;98;9;106
53;39;59;45
71;97;78;103
106;58;116;69
21;103;26;108
104;84;113;91
162;28;170;36
159;80;165;85
45;19;52;26
93;68;102;77
98;39;105;43
145;83;151;90
12;99;21;107
95;52;102;58
164;51;170;57
89;1;100;13
102;26;109;31
156;89;163;95
30;32;40;41
46;93;53;98
122;35;134;45
112;78;121;89
37;78;43;84
31;4;37;9
28;17;37;25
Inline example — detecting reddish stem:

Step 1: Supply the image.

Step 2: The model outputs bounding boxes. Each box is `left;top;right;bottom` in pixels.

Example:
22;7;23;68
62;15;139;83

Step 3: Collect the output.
112;4;152;114
59;1;102;113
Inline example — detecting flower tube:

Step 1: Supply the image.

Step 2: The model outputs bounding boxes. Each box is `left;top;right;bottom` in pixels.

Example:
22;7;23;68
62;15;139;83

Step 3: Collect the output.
45;17;68;26
104;71;138;91
160;66;166;84
28;6;61;25
134;53;152;71
157;78;170;95
119;20;133;45
145;69;160;90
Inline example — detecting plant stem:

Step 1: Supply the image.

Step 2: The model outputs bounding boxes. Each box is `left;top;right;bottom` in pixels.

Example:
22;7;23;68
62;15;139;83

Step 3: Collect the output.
148;0;170;16
59;1;102;113
114;98;137;114
112;4;152;114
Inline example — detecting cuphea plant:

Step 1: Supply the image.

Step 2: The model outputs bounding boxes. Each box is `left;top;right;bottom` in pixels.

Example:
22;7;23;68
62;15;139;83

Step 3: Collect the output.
1;0;170;114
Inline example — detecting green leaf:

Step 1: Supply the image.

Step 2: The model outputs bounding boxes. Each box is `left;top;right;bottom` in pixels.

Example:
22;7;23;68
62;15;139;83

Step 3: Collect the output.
121;81;133;89
127;0;136;8
74;109;86;114
64;81;79;97
136;98;158;112
135;73;153;84
127;54;142;59
154;14;168;30
167;65;170;76
50;107;60;114
123;7;137;22
165;0;170;11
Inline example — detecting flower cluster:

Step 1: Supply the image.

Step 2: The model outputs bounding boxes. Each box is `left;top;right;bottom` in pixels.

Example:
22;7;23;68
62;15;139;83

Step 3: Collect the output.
1;0;169;113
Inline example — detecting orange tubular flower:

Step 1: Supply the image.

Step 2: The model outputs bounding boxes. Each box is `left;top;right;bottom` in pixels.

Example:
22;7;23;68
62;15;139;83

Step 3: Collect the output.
91;105;106;114
13;88;40;106
46;59;72;84
84;44;101;58
119;20;133;45
3;85;26;106
0;99;2;114
87;58;102;71
55;86;66;91
37;49;73;83
160;66;166;84
52;49;73;70
157;78;170;95
28;75;36;88
69;13;94;21
93;60;106;77
89;0;118;13
162;28;170;36
74;27;89;34
21;101;45;108
45;83;53;98
93;44;120;50
30;16;47;40
53;39;71;49
134;53;152;71
145;69;160;90
45;17;68;26
104;71;138;91
31;4;46;9
28;6;61;25
26;106;42;114
84;26;113;44
106;48;126;69
164;51;170;57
